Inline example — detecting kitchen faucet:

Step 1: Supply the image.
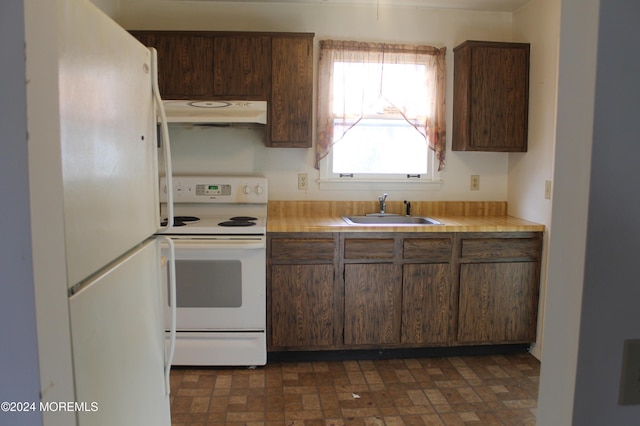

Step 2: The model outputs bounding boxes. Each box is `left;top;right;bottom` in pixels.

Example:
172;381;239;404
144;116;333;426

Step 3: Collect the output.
404;200;411;216
378;193;388;214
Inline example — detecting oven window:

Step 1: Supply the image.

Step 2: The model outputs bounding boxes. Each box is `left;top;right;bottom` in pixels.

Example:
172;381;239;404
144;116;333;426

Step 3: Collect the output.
171;260;242;308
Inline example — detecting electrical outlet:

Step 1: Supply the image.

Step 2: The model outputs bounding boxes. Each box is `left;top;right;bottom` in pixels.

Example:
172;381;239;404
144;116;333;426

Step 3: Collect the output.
545;180;552;200
298;173;308;190
470;175;480;191
619;339;640;405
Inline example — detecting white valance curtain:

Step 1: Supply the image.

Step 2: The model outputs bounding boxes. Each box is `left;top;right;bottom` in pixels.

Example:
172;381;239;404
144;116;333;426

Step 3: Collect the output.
316;40;447;171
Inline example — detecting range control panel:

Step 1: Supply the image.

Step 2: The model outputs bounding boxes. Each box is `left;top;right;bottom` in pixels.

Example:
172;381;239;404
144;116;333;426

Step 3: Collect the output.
195;184;232;196
160;176;268;204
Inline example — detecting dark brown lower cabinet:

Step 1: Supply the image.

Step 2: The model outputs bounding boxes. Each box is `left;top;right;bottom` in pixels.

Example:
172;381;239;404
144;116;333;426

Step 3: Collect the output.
344;263;402;345
268;231;542;352
456;232;542;345
268;233;341;350
457;262;539;344
402;263;452;345
270;264;337;347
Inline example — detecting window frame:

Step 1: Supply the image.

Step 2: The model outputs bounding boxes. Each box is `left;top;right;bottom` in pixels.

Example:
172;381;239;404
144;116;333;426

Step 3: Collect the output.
316;40;446;190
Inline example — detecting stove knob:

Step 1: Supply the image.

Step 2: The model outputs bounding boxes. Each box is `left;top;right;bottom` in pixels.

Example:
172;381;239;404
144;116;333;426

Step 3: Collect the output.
243;184;252;195
254;185;264;195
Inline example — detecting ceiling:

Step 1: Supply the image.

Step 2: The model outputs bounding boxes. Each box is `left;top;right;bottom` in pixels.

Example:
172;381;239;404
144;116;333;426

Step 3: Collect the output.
171;0;531;12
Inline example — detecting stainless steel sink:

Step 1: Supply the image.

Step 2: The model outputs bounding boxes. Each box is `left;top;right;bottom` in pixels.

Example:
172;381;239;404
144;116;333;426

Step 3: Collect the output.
342;215;443;225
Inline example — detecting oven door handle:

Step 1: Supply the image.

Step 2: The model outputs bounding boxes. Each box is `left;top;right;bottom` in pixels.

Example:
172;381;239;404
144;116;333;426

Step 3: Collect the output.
172;240;266;250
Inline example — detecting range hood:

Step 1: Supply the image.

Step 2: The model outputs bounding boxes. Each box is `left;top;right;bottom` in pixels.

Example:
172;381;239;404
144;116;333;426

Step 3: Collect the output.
163;100;267;124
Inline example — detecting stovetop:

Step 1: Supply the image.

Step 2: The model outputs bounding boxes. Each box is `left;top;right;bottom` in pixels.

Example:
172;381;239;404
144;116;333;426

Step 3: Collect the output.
158;214;267;235
157;175;268;236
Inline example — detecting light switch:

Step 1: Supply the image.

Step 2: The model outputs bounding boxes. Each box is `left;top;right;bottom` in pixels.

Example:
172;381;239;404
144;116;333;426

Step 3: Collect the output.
545;180;552;200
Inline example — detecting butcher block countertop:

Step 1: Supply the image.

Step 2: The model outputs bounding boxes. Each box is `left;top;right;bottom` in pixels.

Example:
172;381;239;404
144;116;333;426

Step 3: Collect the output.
267;201;545;233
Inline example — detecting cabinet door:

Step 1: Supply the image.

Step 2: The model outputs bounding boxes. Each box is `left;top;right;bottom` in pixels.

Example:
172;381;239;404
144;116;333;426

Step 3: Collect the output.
452;41;529;152
402;264;451;344
269;35;313;147
143;33;214;99
469;45;529;151
213;35;270;98
270;264;338;348
457;262;539;343
344;264;402;345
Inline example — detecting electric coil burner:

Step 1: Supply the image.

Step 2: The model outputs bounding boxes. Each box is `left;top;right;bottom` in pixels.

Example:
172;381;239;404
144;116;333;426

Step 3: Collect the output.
218;216;257;227
156;176;268;367
160;216;200;227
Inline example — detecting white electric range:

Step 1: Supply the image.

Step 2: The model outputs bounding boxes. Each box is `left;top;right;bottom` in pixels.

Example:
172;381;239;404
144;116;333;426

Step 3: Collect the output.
157;176;268;366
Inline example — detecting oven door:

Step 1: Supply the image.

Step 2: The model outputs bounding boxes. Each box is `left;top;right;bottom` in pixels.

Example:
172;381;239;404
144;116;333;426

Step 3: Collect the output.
160;236;265;331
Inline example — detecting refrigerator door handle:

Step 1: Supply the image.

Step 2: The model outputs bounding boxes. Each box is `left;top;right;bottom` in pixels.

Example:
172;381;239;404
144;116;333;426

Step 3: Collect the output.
150;48;174;233
158;236;177;396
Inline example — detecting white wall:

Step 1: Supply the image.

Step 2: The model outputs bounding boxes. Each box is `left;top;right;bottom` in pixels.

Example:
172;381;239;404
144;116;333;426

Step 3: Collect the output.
535;0;599;423
118;1;517;201
510;0;558;224
510;0;560;359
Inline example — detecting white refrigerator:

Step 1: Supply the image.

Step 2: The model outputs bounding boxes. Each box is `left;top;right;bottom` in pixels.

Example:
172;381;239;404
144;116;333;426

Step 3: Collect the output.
59;1;173;424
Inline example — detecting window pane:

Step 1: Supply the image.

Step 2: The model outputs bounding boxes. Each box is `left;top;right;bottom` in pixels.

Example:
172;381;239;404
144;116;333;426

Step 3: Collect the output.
333;62;431;119
332;119;428;174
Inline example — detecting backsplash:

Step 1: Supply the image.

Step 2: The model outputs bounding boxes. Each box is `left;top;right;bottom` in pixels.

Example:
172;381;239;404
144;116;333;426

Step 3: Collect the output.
268;200;508;217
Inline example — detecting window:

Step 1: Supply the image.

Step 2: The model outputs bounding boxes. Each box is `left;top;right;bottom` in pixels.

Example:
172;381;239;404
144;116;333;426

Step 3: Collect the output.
316;40;446;186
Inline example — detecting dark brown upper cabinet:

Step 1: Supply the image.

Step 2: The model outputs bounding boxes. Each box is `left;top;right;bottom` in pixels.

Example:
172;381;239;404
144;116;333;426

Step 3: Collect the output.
452;41;530;152
268;35;314;148
132;32;214;99
213;35;270;98
129;31;313;148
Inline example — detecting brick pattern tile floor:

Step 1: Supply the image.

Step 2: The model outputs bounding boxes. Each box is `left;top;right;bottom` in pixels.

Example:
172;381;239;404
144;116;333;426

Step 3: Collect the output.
169;353;539;426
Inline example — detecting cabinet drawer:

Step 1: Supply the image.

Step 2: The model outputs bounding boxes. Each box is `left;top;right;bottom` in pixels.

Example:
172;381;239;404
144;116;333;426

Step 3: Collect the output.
403;238;452;262
270;238;336;262
461;238;541;260
344;238;395;260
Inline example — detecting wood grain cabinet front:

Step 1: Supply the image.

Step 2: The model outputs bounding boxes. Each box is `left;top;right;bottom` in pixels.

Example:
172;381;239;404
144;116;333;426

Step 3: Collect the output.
130;31;270;99
401;237;455;345
342;235;454;348
344;263;402;345
452;40;530;152
268;35;314;148
131;32;214;99
213;35;270;98
267;231;542;353
456;233;542;344
270;263;337;348
267;234;341;350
